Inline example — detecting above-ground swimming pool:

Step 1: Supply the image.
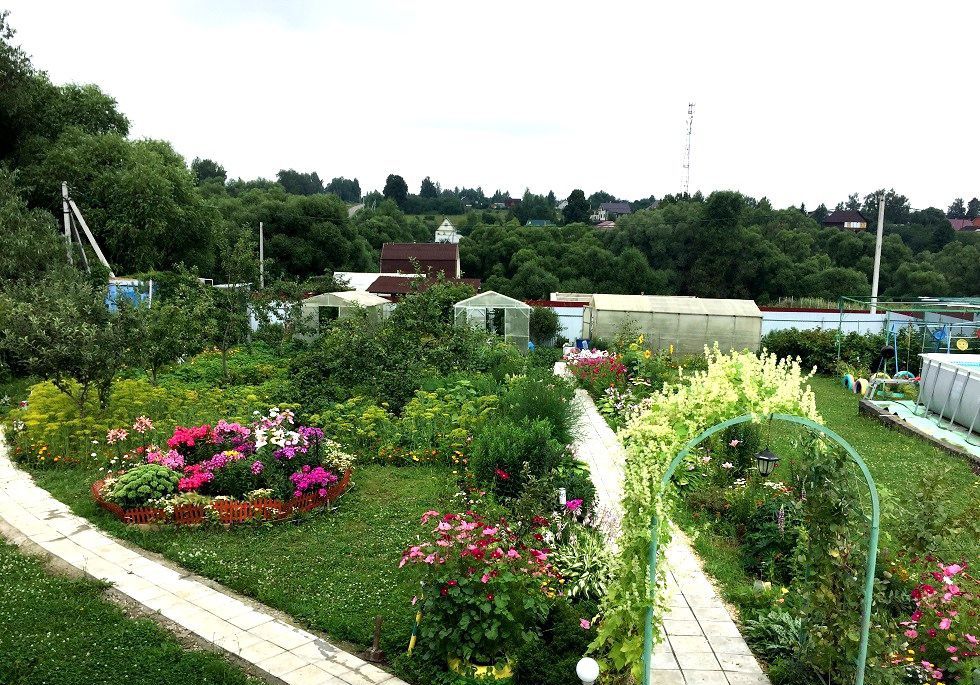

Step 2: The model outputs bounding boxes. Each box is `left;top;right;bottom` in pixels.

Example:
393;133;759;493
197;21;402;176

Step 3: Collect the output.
917;353;980;434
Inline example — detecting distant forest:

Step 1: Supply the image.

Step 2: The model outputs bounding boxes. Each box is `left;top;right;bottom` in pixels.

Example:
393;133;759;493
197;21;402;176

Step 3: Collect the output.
2;12;978;302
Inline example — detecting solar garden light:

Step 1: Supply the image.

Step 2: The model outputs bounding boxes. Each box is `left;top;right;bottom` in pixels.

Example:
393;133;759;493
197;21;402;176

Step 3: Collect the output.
576;657;600;685
755;448;780;477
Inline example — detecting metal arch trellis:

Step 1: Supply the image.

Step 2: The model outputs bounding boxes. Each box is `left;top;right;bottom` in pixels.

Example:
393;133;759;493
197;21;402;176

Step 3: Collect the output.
641;413;881;685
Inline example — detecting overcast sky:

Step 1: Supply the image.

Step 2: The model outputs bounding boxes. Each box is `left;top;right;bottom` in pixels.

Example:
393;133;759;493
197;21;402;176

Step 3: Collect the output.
6;1;979;209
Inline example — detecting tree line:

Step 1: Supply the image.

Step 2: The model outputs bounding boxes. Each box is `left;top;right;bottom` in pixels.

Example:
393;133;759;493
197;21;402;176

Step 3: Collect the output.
1;11;978;307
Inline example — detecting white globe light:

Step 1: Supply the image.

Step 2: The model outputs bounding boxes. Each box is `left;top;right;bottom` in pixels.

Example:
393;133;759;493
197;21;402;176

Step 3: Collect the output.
576;656;600;684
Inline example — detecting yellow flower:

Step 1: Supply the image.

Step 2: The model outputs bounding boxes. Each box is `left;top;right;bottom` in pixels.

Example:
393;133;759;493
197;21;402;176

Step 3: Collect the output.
643;350;652;359
637;335;644;344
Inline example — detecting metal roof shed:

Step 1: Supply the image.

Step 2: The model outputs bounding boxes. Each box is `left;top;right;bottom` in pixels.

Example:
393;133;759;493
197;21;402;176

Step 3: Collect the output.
300;291;392;339
583;295;762;355
454;290;531;352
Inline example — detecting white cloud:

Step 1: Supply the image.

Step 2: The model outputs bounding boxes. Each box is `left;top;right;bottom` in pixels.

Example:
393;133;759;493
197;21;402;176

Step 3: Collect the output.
7;0;979;209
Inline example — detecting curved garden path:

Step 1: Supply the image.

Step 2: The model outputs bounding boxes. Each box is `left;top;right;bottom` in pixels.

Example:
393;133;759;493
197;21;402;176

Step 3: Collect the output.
558;362;771;685
0;435;404;685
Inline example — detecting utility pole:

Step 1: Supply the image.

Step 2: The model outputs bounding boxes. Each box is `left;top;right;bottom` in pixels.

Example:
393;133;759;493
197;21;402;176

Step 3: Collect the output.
870;192;885;314
61;181;73;265
259;221;265;289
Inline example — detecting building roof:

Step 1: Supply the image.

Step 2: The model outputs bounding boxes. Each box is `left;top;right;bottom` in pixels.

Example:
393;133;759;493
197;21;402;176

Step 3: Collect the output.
435;218;456;232
302;291;390;307
454;290;530;310
588;294;762;318
823;209;868;225
596;220;616;229
599;201;632;215
367;275;480;295
949;218;977;230
334;271;412;291
525;219;554;227
380;242;459;261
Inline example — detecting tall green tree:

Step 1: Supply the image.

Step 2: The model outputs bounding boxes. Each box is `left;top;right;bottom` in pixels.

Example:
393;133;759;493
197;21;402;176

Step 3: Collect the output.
20;131;218;274
325;176;361;203
276;169;324;195
966;197;980;220
191;157;227;185
562;189;591;224
947;198;966;219
419;176;439;199
383;174;409;208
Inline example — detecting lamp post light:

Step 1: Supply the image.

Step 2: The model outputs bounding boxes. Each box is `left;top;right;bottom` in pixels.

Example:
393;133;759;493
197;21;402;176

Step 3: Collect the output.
576;657;600;685
755;449;780;477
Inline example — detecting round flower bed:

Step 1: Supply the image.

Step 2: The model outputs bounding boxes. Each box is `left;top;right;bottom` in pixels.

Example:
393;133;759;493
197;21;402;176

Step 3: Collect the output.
91;408;355;526
91;469;351;525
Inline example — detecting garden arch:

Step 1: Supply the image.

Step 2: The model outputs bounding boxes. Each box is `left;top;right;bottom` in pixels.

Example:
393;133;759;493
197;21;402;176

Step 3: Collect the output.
641;413;880;685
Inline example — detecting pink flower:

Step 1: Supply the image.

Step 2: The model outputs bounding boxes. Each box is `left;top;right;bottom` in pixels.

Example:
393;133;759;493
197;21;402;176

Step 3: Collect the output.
437;521;452;531
944;563;963;576
250;460;264;475
483;527;498;535
421;510;440;523
106;428;129;445
905;629;918;638
939;618;952;630
494;468;510;480
506;549;520;559
132;416;153;434
932;671;943;680
946;646;958;653
481;573;491;583
565;499;583;512
729;439;741;447
965;634;978;644
580;619;591;630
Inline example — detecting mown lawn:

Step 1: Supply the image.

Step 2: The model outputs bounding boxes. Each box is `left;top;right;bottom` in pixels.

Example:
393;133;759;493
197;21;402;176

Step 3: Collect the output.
0;541;258;685
680;373;980;610
31;464;455;658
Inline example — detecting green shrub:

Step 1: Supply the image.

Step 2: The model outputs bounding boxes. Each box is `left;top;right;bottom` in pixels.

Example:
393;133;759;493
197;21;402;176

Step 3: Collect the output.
471;418;565;499
107;464;180;507
499;372;576;445
529;307;560;346
761;328;891;375
512;599;599;685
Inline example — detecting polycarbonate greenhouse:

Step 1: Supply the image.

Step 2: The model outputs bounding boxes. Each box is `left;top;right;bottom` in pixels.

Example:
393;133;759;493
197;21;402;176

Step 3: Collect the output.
454;290;531;351
300;291;392;339
583;294;762;355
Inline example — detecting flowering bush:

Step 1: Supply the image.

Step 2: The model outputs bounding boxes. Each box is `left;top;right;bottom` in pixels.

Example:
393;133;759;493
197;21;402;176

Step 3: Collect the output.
896;560;979;685
563;348;627;398
401;510;557;667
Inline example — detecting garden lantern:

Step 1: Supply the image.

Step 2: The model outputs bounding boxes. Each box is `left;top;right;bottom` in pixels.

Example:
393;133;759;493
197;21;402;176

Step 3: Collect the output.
755;448;779;477
576;657;600;685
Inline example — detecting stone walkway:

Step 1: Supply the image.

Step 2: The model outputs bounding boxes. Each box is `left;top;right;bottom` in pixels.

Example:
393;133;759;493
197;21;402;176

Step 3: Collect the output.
558;362;770;685
0;437;403;685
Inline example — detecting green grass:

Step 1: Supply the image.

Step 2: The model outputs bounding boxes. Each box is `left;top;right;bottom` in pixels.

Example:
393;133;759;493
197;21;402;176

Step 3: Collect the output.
31;463;455;657
0;541;258;685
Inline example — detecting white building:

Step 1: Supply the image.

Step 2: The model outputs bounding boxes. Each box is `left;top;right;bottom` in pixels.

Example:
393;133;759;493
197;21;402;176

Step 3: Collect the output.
434;217;461;244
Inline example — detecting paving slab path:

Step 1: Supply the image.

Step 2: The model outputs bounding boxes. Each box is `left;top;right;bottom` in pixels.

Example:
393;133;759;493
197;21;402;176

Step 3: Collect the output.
0;436;404;685
558;362;770;685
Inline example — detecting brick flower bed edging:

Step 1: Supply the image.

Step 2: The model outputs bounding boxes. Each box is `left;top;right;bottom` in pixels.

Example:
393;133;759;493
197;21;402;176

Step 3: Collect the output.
92;468;352;525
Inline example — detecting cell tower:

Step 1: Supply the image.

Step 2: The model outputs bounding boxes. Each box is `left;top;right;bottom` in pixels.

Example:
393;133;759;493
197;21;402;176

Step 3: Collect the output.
682;102;695;195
